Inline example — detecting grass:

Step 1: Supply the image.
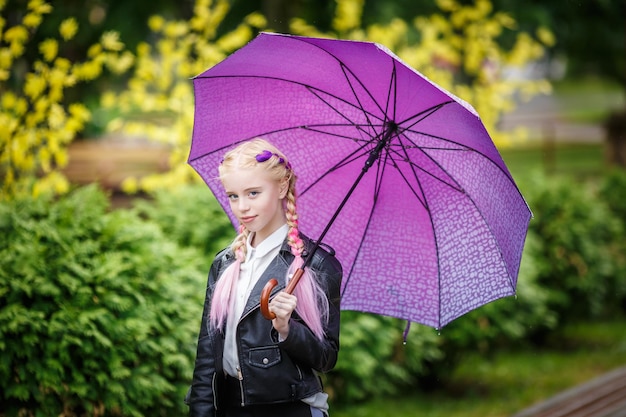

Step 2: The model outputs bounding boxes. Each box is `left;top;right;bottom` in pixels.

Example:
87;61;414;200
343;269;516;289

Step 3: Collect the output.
332;319;626;417
499;142;607;181
551;78;625;124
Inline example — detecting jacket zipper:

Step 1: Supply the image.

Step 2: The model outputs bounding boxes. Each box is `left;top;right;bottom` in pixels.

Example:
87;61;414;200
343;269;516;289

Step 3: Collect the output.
234;280;286;407
236;366;245;407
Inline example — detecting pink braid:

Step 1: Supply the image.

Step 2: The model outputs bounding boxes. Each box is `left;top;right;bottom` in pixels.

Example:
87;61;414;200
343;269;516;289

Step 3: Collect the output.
209;226;247;331
285;186;329;340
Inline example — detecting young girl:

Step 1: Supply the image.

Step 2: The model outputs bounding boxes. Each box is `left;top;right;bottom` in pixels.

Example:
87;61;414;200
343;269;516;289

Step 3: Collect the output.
187;138;343;417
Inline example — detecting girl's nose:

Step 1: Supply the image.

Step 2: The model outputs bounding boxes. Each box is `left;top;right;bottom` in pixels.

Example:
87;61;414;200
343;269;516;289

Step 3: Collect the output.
238;198;249;212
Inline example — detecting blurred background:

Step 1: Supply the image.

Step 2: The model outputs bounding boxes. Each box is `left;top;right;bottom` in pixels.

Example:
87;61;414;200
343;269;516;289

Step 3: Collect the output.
1;1;625;416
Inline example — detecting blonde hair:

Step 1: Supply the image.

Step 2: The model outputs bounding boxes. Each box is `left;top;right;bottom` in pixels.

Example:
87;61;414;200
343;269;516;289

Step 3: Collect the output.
210;138;329;340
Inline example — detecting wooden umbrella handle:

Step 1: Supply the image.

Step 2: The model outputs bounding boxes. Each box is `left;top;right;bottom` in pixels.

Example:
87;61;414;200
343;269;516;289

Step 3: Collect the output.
260;268;305;320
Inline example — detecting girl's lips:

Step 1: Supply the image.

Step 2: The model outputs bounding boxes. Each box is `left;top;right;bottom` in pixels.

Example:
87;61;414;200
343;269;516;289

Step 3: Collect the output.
241;216;256;223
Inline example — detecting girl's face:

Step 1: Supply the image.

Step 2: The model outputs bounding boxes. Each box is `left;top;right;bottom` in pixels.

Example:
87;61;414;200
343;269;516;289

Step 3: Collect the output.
221;164;288;246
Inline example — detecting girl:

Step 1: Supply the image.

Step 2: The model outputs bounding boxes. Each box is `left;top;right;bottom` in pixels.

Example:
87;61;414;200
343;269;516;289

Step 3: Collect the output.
187;138;343;417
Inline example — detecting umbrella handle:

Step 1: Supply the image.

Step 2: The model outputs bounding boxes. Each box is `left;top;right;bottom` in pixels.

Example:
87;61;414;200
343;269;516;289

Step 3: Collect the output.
260;268;305;320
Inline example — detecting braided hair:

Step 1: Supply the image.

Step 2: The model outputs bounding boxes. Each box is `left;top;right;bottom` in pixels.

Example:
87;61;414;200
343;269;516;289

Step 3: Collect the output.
209;138;329;340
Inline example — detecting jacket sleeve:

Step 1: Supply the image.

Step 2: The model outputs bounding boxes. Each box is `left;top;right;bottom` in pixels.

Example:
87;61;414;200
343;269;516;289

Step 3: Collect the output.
187;255;224;417
277;249;343;373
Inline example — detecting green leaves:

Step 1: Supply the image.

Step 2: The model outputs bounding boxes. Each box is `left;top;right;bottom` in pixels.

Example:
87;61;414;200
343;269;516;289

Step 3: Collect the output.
0;185;206;415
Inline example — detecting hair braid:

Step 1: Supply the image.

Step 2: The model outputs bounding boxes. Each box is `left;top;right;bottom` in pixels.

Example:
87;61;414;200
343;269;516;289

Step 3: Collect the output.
209;225;247;331
284;176;303;257
231;224;249;261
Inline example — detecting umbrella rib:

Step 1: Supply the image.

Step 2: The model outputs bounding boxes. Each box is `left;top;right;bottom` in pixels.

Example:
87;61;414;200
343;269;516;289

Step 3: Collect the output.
305;85;385;142
398;121;524;196
198;66;394;144
300;137;373;196
398;101;524;192
284;35;393;120
196;74;386;128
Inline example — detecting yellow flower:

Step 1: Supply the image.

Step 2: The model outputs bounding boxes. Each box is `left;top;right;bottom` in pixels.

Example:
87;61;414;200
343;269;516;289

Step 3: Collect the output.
87;44;102;58
68;103;91;123
148;15;165;32
164;21;188;38
73;60;102;80
27;0;52;14
101;31;124;51
15;97;28;116
244;12;266;29
22;13;42;28
101;91;116;108
536;26;555;47
39;38;58;61
59;18;78;41
38;146;51;171
1;91;16;109
436;0;458;12
4;25;29;43
24;73;47;99
106;50;135;74
121;177;139;194
216;24;252;53
333;0;364;33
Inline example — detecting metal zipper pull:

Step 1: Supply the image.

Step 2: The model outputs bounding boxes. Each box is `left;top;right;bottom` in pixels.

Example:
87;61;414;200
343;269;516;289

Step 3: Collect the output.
236;366;245;406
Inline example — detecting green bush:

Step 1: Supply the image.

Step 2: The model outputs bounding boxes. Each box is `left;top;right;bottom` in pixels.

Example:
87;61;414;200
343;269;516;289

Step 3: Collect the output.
600;169;626;226
598;169;626;309
521;172;626;321
328;313;442;403
0;185;206;416
131;184;234;271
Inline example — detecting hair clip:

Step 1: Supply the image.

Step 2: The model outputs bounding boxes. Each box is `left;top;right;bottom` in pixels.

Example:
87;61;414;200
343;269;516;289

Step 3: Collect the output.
256;150;287;166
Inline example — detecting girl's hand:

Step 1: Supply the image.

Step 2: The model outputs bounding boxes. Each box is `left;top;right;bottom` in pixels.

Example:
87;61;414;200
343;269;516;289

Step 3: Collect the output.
269;291;297;340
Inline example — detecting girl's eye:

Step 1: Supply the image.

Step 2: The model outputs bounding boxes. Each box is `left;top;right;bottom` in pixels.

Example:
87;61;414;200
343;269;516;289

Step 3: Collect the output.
227;194;238;201
248;191;259;198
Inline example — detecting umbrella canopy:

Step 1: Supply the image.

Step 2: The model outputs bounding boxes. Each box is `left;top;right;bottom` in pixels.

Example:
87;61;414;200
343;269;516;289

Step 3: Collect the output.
188;32;532;330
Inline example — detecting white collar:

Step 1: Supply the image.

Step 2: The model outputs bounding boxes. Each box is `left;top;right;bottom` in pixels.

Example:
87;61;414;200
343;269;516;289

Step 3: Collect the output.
245;224;289;262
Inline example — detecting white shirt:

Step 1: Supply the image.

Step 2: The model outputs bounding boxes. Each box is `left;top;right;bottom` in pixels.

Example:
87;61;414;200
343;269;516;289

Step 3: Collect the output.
223;224;288;377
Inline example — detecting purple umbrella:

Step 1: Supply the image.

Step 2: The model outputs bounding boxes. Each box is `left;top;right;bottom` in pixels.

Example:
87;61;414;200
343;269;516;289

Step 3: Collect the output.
188;32;532;330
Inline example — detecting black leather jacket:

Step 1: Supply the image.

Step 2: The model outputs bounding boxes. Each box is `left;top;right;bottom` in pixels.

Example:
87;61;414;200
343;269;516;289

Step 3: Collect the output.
187;236;343;416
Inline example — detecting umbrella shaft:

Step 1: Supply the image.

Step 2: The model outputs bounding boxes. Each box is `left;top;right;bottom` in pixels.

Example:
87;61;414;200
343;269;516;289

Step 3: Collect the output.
303;125;395;269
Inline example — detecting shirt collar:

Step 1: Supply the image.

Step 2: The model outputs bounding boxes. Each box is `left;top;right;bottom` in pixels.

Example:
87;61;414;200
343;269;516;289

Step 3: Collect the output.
245;224;289;262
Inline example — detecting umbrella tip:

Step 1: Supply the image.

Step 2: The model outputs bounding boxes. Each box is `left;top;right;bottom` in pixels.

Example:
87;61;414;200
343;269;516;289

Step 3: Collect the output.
402;321;411;343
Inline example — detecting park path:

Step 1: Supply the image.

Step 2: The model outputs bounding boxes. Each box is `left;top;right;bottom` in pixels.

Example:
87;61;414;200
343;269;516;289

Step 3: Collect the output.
510;366;626;417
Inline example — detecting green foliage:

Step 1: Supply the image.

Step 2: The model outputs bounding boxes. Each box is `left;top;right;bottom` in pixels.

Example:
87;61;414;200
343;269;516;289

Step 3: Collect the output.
328;312;442;402
600;169;626;225
0;185;206;416
131;184;234;270
521;172;626;321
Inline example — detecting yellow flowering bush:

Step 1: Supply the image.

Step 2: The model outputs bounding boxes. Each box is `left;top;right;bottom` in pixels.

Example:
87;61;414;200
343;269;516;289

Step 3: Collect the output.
1;0;554;198
102;0;266;194
0;0;132;200
103;0;552;194
293;0;554;146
